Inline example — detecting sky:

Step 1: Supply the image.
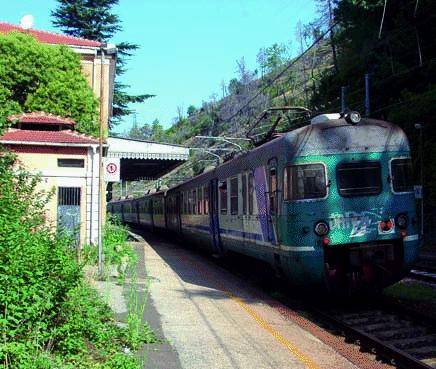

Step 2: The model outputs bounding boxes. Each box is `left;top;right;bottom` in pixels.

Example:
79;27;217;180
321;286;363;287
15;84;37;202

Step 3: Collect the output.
2;0;317;133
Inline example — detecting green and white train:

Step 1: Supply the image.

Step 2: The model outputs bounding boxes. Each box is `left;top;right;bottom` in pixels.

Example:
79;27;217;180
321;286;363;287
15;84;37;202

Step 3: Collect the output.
109;113;421;293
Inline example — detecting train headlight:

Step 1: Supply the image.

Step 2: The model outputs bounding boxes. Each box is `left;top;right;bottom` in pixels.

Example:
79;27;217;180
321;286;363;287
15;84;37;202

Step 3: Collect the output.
396;214;408;229
314;221;329;236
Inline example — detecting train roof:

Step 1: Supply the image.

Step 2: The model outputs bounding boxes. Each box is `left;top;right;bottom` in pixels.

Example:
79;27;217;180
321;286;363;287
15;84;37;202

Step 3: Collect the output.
170;118;409;188
110;117;410;201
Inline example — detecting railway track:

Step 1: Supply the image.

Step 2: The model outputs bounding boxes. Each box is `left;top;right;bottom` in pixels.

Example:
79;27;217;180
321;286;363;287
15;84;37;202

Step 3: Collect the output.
409;267;436;284
311;305;436;369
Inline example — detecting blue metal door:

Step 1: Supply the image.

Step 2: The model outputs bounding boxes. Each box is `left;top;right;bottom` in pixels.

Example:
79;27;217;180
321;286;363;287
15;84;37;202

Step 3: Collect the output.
209;179;222;254
57;187;81;247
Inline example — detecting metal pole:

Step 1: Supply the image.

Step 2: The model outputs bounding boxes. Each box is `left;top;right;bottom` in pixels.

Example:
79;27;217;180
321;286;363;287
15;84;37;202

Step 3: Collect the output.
365;73;370;117
420;126;424;237
98;45;105;276
340;86;346;112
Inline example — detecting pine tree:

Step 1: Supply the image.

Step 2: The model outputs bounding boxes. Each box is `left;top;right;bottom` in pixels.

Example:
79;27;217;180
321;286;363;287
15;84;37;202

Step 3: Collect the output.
51;0;154;128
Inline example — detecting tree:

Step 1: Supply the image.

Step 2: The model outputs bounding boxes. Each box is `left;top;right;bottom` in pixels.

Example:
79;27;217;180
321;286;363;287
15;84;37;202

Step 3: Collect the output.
151;119;167;142
187;105;196;116
127;122;152;140
0;32;99;135
51;0;155;128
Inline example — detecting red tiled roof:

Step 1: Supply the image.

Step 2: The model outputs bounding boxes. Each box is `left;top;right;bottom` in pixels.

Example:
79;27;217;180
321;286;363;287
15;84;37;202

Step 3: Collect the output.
0;22;101;47
0;129;99;145
9;112;76;126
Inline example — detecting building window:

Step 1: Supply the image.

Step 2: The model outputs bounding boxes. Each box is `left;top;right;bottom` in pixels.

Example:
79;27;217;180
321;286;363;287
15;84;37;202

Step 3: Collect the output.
180;192;184;214
230;177;239;215
219;180;227;214
58;158;84;168
284;164;327;200
248;172;254;215
58;187;81;206
242;174;247;215
204;186;209;215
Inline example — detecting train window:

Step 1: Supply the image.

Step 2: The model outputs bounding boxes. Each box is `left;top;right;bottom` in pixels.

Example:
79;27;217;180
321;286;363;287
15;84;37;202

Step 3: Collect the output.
284;164;327;200
230;177;239;215
337;161;381;197
391;158;413;193
193;190;197;214
219;180;227;214
269;167;277;214
248;172;254;214
204;186;209;215
198;187;203;215
242;174;247;215
188;191;192;214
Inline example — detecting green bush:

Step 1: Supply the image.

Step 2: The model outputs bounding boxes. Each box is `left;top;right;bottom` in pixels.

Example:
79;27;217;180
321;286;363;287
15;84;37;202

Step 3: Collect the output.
0;153;155;368
82;216;137;280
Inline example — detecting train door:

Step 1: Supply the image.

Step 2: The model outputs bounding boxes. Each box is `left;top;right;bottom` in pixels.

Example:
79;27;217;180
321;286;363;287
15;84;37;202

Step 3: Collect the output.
135;201;140;224
209;178;223;254
148;199;154;230
267;158;278;245
175;192;182;233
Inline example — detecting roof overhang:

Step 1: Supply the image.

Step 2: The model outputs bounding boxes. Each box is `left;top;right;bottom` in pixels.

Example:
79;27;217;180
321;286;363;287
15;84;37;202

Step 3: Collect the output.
107;136;189;180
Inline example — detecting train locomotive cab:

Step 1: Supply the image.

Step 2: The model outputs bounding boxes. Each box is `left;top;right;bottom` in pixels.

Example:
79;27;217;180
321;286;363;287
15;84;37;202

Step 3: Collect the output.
282;113;421;294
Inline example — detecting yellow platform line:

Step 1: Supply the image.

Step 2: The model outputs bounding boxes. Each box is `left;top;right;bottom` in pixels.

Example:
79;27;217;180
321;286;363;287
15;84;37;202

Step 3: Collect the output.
149;244;321;369
228;292;320;369
192;258;320;369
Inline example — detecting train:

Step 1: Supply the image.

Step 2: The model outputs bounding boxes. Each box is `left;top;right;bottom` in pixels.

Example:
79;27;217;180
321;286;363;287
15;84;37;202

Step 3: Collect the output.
109;112;421;293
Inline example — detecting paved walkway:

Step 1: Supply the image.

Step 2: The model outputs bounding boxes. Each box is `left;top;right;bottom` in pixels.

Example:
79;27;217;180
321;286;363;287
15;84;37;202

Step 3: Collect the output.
137;233;363;369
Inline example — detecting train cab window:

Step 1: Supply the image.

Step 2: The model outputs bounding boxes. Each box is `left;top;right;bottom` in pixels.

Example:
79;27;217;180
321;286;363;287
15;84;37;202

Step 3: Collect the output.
198;188;203;215
269;168;277;214
230;177;239;215
242;174;247;215
204;186;209;215
337;161;381;197
193;190;197;214
391;158;413;193
219;180;227;214
284;164;327;200
248;172;254;214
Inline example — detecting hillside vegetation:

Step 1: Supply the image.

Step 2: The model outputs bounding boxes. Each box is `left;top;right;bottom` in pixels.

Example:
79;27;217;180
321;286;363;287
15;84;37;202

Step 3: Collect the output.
126;0;436;211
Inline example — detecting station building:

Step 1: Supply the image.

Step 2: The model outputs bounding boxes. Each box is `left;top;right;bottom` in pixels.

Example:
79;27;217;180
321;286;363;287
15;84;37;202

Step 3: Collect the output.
0;112;102;246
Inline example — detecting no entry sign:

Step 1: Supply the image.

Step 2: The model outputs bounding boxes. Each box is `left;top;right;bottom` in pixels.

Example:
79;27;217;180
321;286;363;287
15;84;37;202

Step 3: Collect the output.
104;158;120;182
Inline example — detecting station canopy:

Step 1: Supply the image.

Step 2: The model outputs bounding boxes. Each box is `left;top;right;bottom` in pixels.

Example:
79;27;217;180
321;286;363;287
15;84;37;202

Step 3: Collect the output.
107;136;189;180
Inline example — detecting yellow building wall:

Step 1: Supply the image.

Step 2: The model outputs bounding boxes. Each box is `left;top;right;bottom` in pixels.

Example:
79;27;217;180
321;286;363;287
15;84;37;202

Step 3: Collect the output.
13;151;89;245
79;55;112;135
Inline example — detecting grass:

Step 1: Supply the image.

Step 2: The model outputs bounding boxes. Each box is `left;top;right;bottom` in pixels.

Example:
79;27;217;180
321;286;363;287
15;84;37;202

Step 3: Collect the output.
384;280;436;301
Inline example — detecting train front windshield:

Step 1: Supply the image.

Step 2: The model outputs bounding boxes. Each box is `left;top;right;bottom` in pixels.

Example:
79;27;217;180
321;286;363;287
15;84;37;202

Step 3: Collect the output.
337;161;382;197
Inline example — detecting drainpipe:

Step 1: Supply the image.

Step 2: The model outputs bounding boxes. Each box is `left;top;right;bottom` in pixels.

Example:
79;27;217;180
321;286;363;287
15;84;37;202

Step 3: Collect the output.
89;146;97;245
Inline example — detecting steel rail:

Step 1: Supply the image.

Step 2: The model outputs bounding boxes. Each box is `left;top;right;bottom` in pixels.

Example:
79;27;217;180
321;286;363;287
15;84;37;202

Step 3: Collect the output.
311;308;435;369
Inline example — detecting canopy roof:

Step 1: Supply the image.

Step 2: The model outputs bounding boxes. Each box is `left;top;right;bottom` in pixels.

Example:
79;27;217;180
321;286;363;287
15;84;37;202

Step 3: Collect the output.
107;137;189;180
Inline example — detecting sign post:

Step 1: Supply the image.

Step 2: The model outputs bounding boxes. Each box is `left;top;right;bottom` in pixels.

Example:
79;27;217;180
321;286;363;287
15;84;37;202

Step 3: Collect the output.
104;158;120;182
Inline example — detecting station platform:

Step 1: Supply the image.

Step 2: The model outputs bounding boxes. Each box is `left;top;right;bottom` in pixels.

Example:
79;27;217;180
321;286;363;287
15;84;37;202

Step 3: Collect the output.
134;233;391;369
